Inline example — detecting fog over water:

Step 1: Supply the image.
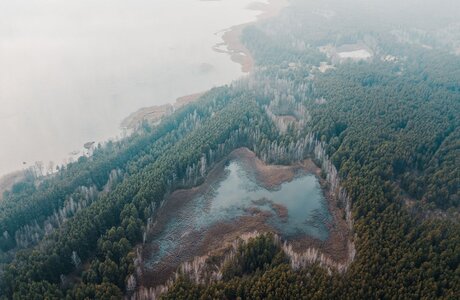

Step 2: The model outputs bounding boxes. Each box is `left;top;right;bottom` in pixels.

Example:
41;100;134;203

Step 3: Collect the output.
0;0;265;176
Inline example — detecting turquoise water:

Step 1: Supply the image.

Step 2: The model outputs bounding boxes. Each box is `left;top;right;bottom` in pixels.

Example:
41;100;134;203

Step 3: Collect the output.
147;159;331;268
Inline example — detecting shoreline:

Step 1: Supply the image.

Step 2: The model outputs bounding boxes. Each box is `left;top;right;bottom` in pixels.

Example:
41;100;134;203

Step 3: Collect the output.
120;92;205;130
215;0;289;73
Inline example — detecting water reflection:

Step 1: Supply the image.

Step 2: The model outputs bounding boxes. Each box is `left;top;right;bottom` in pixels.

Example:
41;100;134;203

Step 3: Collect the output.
147;159;331;268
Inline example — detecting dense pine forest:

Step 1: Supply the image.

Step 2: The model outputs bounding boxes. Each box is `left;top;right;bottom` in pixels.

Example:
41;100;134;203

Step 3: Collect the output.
1;0;459;299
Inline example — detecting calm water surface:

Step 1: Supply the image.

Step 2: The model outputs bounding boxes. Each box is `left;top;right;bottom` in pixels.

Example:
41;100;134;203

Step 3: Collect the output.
147;160;331;268
0;0;265;175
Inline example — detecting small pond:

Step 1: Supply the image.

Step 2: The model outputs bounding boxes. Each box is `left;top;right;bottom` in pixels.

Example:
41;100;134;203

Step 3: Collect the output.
146;158;331;270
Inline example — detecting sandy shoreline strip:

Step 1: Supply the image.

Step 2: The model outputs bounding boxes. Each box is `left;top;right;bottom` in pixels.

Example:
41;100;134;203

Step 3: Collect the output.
120;92;205;130
215;0;289;73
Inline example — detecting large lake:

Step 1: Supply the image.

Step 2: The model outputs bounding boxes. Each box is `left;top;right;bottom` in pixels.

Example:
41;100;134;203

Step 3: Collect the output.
0;0;266;176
